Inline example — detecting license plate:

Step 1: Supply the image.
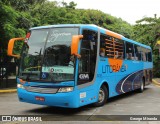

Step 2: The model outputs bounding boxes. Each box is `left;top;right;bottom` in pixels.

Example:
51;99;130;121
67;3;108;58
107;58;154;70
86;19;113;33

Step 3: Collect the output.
35;96;45;101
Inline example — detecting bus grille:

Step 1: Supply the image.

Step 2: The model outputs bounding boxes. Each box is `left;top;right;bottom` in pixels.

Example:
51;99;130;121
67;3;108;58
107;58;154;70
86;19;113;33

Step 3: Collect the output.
24;86;58;94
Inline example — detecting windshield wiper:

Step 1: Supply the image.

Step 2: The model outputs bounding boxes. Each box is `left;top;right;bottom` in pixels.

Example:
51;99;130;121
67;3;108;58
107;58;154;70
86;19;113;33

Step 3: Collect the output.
19;71;40;81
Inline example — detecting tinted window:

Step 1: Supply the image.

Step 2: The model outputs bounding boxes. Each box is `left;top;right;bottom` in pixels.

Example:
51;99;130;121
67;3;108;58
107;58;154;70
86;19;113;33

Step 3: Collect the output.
100;34;113;58
134;45;141;61
147;49;152;62
100;34;124;59
141;47;147;61
114;38;125;59
78;30;97;84
126;42;134;60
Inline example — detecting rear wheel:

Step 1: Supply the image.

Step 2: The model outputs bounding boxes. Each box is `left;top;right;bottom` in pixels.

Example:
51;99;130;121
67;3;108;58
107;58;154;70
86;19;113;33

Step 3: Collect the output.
93;85;108;107
138;78;145;93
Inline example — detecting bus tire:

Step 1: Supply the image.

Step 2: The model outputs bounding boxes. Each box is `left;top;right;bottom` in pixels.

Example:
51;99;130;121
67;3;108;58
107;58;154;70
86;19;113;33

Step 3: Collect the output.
138;78;145;93
93;85;108;107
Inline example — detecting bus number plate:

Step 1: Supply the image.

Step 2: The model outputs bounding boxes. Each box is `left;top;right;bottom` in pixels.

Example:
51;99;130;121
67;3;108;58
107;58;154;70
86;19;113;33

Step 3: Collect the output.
35;96;45;101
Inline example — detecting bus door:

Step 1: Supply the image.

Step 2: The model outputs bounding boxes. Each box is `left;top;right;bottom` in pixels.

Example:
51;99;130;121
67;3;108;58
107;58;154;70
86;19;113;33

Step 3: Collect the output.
77;30;97;86
78;48;90;82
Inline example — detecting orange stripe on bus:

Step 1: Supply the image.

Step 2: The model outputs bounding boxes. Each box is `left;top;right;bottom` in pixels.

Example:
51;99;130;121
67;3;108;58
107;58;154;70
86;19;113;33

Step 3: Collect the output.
106;30;122;39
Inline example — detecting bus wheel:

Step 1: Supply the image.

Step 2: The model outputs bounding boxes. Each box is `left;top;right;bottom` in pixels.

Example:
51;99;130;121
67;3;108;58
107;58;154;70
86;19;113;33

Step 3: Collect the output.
93;85;108;107
138;78;144;93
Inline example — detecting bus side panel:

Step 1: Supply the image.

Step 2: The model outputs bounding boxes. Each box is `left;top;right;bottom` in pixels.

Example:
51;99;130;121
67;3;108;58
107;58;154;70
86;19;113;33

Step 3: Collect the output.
98;58;144;96
77;85;98;107
97;58;118;98
115;60;143;94
115;60;153;94
97;58;153;98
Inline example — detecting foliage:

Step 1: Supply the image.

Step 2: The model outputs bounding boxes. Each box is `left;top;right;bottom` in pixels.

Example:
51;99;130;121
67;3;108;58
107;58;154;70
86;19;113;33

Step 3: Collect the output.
2;0;159;77
30;1;133;37
0;2;22;52
0;0;132;54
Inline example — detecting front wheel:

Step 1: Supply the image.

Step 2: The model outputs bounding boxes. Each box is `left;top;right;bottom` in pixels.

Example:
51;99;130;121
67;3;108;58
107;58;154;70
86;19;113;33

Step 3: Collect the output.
93;85;108;107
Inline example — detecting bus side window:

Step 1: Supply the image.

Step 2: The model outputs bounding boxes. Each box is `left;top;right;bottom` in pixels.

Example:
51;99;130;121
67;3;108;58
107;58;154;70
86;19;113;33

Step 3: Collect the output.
100;34;124;60
114;39;124;59
148;49;152;62
126;42;134;60
106;36;114;58
100;34;112;58
100;34;108;57
100;48;105;57
134;45;141;61
145;49;148;61
141;47;147;61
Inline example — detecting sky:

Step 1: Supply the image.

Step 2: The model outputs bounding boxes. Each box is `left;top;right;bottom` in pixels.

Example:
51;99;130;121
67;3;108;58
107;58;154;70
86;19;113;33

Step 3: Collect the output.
52;0;160;24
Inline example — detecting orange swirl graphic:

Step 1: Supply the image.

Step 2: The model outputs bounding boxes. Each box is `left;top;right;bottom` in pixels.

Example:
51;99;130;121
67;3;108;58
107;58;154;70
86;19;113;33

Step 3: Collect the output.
108;58;123;72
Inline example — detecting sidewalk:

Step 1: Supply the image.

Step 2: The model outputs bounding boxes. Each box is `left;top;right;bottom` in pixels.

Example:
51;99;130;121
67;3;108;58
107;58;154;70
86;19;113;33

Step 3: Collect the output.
152;78;160;86
0;88;17;93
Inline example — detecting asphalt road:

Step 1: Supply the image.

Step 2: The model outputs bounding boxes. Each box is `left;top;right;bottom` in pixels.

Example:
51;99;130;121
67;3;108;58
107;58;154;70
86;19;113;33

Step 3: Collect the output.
0;84;160;123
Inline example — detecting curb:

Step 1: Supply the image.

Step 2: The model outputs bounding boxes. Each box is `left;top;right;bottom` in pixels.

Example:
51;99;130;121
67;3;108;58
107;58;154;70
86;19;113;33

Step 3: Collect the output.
152;79;160;86
0;89;17;93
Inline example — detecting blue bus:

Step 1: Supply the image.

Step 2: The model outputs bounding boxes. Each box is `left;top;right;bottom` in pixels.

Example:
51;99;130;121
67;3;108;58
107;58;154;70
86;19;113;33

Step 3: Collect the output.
8;24;153;108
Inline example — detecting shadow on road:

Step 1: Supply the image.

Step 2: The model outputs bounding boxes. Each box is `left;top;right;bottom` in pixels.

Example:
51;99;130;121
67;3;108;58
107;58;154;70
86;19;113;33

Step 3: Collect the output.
108;88;149;103
25;105;93;115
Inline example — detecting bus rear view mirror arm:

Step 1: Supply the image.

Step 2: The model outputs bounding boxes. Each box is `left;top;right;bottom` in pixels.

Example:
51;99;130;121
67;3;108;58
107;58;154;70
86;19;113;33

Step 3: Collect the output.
71;35;83;58
8;37;25;58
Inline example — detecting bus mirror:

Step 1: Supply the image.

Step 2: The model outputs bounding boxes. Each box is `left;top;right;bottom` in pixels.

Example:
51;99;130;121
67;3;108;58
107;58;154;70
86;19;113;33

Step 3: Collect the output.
8;37;25;58
71;35;83;58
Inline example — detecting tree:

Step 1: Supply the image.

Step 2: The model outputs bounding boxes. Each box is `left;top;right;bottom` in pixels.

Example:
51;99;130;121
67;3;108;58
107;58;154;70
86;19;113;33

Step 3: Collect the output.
0;0;134;76
61;1;77;9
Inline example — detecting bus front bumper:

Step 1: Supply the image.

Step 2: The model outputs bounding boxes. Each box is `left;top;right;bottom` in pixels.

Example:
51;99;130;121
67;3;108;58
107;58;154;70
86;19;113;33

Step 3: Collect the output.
17;88;79;108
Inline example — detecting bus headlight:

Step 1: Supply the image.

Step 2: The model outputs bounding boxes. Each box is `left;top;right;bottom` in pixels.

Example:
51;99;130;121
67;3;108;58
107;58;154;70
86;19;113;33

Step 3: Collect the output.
58;87;73;93
17;84;24;89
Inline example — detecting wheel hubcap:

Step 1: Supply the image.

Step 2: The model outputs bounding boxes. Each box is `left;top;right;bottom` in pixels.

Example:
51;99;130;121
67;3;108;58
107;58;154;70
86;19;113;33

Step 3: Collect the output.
98;89;105;103
141;82;144;90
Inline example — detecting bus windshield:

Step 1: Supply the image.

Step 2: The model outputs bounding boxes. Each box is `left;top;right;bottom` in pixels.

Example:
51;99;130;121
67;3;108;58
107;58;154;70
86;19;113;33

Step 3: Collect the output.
19;27;79;82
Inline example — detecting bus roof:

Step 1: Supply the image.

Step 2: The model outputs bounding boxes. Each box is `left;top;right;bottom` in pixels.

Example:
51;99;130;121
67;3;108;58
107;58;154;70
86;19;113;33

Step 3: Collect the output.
30;24;98;30
30;24;151;49
122;37;151;49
